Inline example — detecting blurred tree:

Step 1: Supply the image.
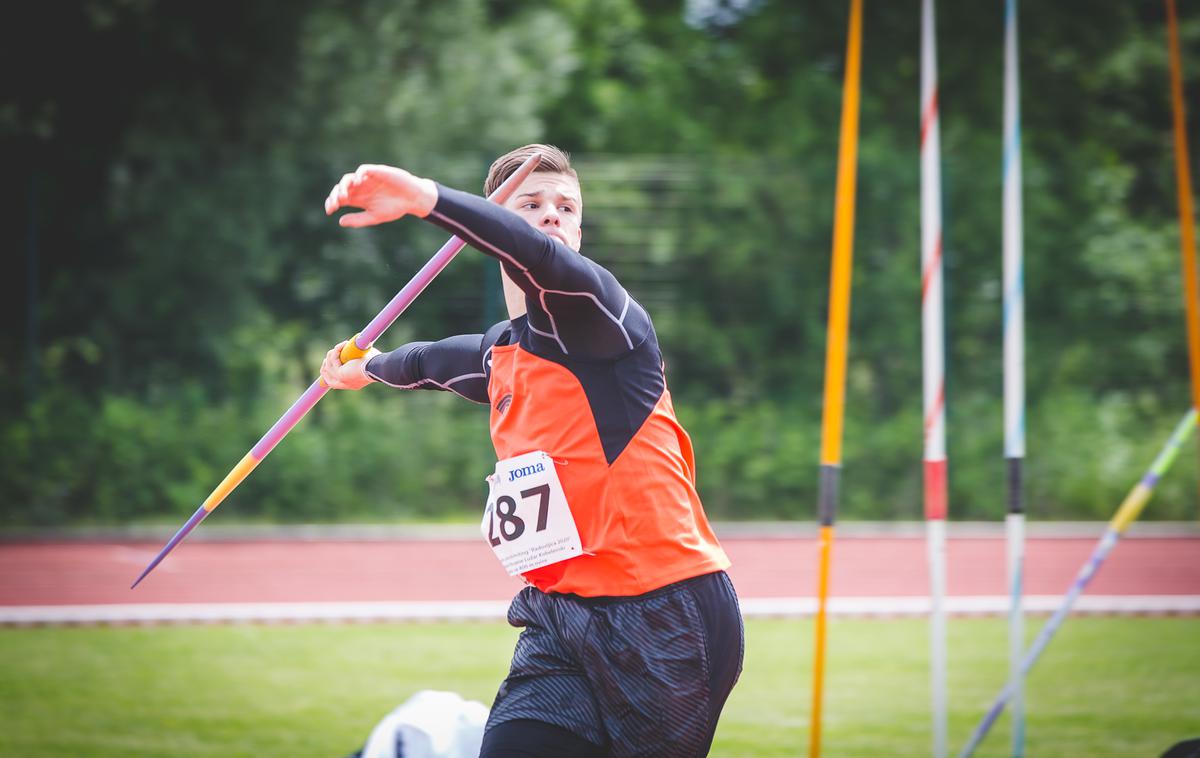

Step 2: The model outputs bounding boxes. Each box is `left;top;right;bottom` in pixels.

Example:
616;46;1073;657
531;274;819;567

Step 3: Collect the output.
1;0;1197;525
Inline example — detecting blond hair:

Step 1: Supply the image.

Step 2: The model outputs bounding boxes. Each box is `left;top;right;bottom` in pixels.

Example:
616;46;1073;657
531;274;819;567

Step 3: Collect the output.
484;144;578;196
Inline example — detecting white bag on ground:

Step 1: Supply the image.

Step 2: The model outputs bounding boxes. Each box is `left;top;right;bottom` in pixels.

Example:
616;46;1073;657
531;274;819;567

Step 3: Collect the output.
361;690;490;758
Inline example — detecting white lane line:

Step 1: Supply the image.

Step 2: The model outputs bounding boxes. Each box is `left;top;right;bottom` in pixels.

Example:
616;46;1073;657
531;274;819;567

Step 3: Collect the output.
2;596;1198;626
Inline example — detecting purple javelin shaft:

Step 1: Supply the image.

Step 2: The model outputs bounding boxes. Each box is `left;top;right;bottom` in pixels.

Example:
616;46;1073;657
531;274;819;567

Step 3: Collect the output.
356;236;471;349
260;155;543;454
251;229;473;457
350;153;541;352
251;380;328;458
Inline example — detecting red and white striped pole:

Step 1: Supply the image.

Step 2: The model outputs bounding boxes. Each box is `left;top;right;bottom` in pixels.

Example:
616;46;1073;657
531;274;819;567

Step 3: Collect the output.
921;1;949;755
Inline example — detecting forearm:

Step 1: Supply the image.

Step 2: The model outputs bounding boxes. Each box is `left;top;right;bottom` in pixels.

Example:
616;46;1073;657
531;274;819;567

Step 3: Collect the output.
365;333;491;403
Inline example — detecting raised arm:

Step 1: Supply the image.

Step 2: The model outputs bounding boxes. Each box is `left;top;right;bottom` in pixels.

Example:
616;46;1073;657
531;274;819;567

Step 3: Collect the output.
323;165;652;360
426;185;651;359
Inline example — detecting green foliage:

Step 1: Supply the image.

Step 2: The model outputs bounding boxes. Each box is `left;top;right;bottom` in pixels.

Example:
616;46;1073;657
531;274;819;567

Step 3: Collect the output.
0;382;499;526
3;2;1200;525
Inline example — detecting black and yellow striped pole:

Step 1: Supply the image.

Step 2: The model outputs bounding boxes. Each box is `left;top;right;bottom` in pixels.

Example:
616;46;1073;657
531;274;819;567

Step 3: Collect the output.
810;0;863;755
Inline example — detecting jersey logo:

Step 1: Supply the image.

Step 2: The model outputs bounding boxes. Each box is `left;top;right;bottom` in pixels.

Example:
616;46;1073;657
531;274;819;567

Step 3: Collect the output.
506;460;545;482
495;393;513;414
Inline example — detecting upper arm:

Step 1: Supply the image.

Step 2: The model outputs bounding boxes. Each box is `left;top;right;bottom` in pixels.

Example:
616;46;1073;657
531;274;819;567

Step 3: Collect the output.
520;253;651;358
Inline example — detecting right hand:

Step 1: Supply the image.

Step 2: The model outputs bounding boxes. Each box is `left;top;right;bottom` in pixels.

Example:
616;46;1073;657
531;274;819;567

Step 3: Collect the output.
323;165;438;227
321;341;381;390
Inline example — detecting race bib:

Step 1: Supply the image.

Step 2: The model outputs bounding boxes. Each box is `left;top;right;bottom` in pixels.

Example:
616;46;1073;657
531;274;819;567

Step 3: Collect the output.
481;450;582;576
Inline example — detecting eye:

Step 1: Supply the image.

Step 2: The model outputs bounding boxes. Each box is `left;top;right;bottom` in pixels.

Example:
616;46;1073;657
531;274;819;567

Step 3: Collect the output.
521;202;539;210
559;205;575;214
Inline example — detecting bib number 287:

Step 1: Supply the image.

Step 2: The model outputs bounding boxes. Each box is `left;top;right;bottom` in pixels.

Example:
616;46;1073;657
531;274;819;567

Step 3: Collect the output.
481;450;583;576
487;484;550;546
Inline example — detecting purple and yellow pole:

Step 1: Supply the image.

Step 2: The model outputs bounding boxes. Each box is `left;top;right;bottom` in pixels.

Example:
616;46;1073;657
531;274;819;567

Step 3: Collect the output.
130;154;543;589
811;0;862;755
920;1;949;755
957;409;1196;757
1166;0;1200;513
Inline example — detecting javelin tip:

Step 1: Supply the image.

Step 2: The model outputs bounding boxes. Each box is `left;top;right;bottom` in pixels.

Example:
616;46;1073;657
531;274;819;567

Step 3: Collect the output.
130;505;210;589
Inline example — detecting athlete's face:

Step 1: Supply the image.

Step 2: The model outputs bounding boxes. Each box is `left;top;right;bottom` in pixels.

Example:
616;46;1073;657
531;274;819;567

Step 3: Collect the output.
503;172;583;252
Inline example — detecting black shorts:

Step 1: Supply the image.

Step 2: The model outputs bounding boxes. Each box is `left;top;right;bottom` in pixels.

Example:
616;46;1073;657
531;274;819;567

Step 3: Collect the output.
483;570;744;757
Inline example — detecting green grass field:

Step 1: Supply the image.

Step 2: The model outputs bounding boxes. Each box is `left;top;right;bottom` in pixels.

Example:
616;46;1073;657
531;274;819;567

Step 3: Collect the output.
1;617;1197;757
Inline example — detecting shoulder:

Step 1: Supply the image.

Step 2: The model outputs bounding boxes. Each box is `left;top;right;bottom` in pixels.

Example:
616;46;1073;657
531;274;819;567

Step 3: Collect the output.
484;319;513;348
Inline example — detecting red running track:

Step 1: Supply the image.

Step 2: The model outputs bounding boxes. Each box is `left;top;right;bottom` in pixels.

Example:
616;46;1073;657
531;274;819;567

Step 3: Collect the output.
2;535;1198;606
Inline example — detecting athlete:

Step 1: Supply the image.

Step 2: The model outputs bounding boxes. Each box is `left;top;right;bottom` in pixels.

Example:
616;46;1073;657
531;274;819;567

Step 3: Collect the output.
321;145;742;757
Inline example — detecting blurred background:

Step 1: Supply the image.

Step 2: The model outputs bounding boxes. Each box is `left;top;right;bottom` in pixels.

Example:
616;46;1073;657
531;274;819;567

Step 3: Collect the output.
2;0;1198;529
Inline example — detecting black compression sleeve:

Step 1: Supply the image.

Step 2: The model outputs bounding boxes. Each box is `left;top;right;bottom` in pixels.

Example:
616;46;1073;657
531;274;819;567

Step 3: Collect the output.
364;331;496;404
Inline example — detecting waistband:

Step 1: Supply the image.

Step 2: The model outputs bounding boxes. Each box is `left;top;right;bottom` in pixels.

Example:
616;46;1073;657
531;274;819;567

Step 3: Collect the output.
546;570;729;607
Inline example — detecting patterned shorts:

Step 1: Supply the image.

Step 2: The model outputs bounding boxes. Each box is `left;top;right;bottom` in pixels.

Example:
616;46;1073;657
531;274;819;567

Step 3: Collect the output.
486;571;744;757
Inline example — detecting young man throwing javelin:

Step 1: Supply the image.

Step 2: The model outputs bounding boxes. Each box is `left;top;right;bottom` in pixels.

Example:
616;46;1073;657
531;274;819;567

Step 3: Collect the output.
321;145;742;757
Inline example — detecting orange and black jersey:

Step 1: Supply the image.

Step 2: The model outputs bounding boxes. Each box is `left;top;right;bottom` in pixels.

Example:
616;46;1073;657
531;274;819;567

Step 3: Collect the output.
365;184;729;596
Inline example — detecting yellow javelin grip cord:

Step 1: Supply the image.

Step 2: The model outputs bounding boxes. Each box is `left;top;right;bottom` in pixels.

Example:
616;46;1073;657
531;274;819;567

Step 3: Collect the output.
339;332;373;362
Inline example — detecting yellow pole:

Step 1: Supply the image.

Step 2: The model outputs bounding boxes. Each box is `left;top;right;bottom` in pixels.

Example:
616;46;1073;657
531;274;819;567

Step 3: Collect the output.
812;1;863;755
1166;0;1200;516
819;0;864;469
810;524;834;758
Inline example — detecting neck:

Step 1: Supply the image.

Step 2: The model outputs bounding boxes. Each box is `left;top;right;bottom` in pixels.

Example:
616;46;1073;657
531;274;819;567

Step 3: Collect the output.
501;266;526;319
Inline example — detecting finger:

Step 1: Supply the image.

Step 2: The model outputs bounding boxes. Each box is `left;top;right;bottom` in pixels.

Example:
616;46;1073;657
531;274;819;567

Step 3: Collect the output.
324;347;343;370
325;183;346;214
329;174;355;213
336;174;354;206
339;210;386;228
354;164;379;183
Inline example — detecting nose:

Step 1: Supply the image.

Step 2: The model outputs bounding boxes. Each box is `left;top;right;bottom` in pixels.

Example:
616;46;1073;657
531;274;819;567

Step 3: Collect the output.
539;207;560;227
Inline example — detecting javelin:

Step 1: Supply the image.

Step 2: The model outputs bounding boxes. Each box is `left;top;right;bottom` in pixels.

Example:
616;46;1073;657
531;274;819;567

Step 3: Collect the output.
131;153;542;589
956;408;1197;757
